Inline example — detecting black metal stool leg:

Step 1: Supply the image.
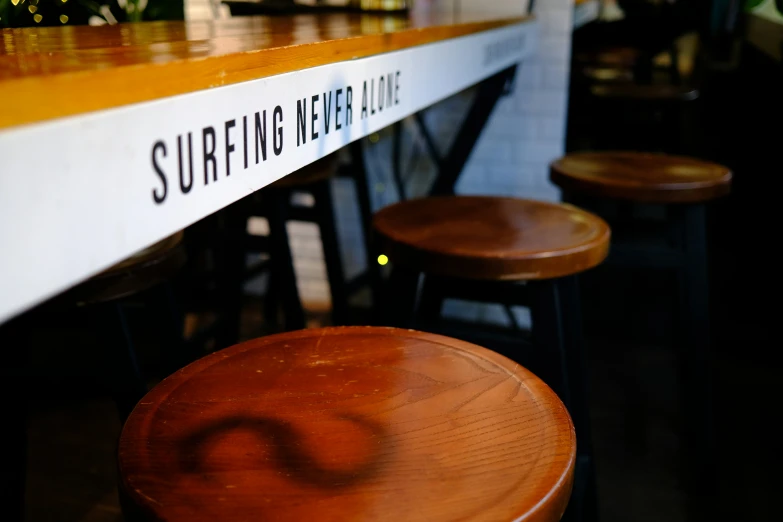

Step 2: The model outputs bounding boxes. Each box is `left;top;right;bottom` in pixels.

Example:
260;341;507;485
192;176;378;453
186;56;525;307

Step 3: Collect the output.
530;276;598;522
92;302;147;421
416;275;446;328
672;204;714;499
312;179;349;326
557;275;599;522
348;140;383;322
266;190;307;331
157;282;189;373
263;269;280;328
381;265;420;329
214;206;247;348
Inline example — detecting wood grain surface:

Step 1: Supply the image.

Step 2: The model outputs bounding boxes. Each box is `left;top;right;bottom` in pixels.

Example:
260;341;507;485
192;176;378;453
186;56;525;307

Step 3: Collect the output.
372;196;610;281
118;326;575;522
0;9;529;129
550;151;732;203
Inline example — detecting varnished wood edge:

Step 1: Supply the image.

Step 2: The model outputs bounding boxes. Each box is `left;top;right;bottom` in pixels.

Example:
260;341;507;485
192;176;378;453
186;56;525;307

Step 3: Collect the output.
376;232;611;280
118;326;576;520
0;16;532;130
549;161;733;204
372;202;612;281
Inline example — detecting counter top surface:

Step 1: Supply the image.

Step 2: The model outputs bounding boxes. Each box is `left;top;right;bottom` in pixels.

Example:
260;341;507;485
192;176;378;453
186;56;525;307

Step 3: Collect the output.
0;8;528;129
0;8;536;324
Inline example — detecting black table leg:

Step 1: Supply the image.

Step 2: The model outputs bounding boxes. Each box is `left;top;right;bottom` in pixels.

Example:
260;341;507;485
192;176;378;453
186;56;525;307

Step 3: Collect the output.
429;65;518;196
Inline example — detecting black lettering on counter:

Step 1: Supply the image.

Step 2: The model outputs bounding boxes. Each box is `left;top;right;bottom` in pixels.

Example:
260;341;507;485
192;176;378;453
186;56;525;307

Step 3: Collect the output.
395;71;400;105
311;94;319;141
297;99;307;146
361;81;368;119
335;89;343;130
378;75;385;111
386;73;394;107
149;71;406;206
370;78;376;115
202;126;217;185
243;116;249;169
255;110;267;163
323;91;332;134
152;140;167;204
346;86;353;126
225;119;236;177
273;105;284;156
177;133;193;194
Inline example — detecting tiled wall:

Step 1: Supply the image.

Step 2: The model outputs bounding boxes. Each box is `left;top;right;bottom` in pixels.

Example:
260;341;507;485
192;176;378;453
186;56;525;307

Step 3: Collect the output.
194;0;576;320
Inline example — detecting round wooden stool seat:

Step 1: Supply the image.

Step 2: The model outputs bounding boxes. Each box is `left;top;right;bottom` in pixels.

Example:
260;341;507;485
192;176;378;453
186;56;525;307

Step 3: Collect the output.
574;47;640;68
118;327;575;522
70;231;186;304
590;83;699;102
580;65;634;83
372;196;610;281
550;152;732;203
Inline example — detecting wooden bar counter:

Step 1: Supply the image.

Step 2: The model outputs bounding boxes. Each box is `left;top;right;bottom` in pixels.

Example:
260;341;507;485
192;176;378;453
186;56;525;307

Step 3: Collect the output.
0;5;537;323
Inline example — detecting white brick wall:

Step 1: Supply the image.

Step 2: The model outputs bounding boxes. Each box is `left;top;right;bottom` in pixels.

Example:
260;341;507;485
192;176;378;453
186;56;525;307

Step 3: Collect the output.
223;0;575;316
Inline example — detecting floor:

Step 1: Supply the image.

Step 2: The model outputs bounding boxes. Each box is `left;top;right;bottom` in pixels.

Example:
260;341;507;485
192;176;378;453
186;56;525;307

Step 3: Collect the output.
16;294;780;522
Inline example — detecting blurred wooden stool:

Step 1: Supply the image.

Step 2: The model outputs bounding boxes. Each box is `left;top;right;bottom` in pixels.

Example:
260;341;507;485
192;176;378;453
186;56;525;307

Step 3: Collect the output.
587;82;700;153
574;47;641;69
372;196;610;522
550;151;731;493
68;231;187;420
573;47;640;85
118;327;575;522
0;232;187;522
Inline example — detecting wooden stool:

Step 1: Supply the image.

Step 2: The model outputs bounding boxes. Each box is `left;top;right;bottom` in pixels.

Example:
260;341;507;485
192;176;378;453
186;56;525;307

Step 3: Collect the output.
573;47;639;86
574;47;641;69
550;152;731;204
372;196;610;522
550;151;732;494
589;84;699;103
118;327;575;522
0;232;187;522
67;231;187;420
71;232;186;305
587;83;700;154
